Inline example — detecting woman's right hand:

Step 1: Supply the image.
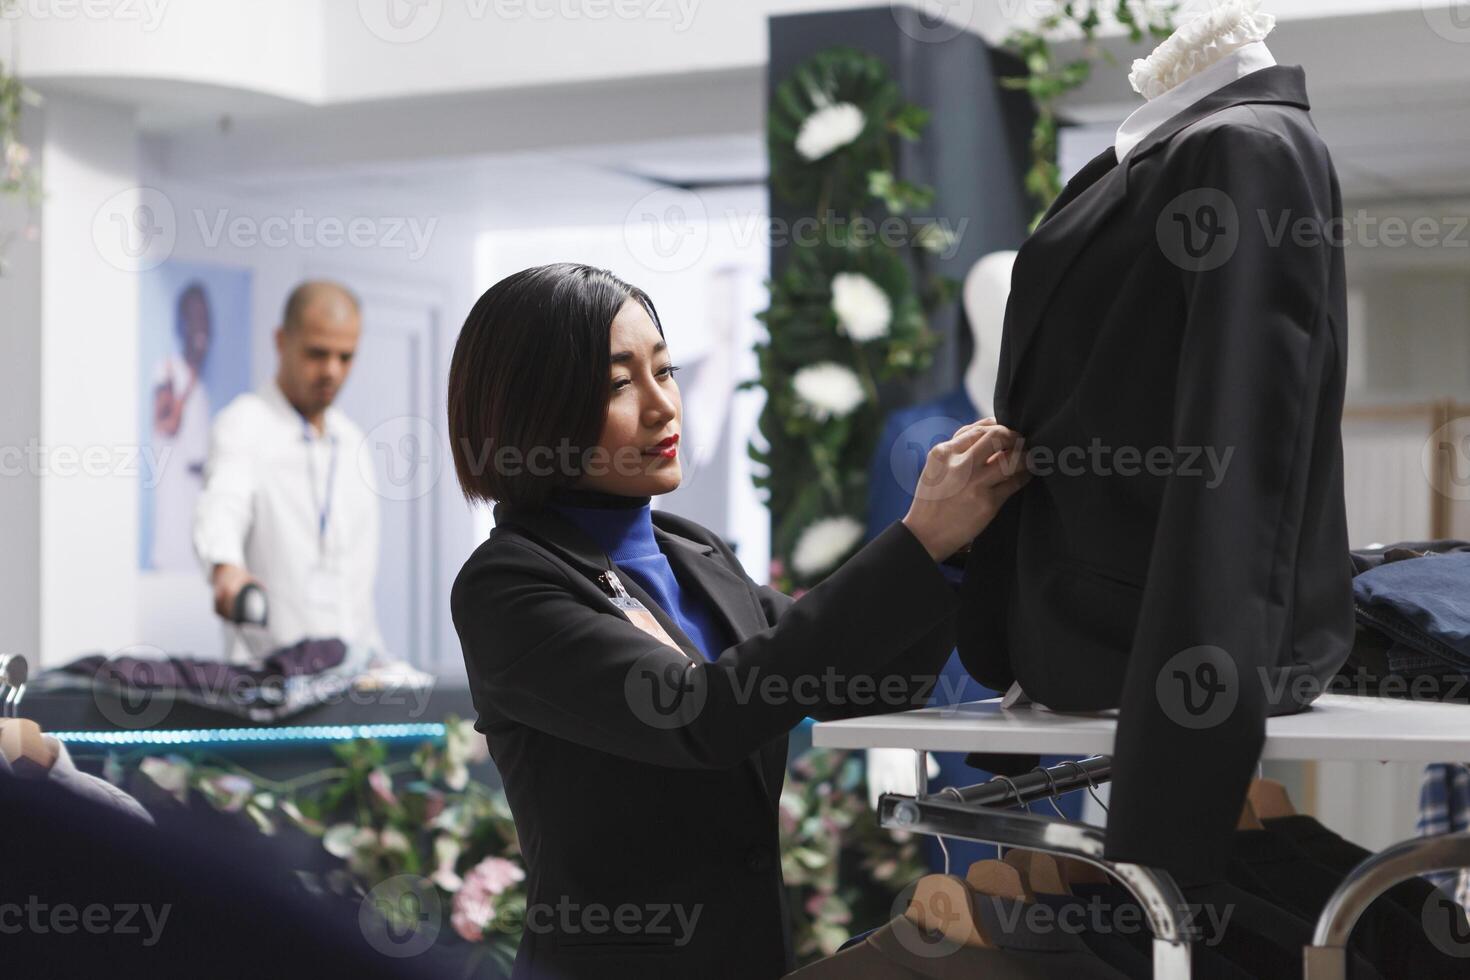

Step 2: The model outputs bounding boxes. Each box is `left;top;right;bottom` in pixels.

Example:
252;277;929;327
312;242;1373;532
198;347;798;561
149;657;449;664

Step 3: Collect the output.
900;418;1029;562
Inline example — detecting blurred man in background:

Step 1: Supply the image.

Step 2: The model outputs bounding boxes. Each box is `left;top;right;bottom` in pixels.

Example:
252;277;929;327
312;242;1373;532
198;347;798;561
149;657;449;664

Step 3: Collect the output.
194;280;385;663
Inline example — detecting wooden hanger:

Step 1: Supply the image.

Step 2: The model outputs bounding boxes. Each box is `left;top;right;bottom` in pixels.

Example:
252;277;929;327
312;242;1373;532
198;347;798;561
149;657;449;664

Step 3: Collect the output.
1004;849;1071;896
1248;778;1298;820
1056;857;1110;887
0;717;59;776
903;875;997;949
964;858;1029;900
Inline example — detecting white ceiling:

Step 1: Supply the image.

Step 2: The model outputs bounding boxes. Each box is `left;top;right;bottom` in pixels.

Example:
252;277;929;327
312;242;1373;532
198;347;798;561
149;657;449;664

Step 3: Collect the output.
117;4;1470;226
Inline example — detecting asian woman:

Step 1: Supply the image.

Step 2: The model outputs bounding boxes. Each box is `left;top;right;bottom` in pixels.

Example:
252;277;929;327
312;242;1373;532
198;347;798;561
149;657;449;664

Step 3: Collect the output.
446;262;1027;980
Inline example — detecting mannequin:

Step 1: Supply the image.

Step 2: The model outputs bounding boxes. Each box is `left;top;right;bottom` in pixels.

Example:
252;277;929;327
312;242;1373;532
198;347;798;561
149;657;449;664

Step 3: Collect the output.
863;249;1083;872
960;251;1016;420
955;0;1353;884
1116;0;1277;162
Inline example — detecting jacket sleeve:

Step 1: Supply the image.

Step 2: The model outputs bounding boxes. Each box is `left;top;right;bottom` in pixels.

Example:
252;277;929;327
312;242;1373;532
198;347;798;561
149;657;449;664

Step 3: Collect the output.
452;518;959;771
740;546;958;723
1103;123;1335;884
953;489;1021;693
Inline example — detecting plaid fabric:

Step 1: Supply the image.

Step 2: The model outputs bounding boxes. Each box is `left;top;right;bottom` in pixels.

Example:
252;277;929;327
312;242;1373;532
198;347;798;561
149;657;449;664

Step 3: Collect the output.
1418;763;1470;910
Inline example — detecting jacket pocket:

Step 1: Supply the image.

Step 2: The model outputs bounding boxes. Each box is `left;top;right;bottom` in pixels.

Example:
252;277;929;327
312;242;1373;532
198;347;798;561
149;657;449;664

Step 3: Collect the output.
1049;558;1144;654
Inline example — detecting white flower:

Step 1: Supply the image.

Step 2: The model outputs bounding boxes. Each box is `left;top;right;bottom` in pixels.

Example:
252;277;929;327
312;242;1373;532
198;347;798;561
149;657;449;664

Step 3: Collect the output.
4;140;31;182
431;835;465;893
795;102;865;161
830;272;892;342
792;362;865;422
791;516;866;578
1128;0;1276;101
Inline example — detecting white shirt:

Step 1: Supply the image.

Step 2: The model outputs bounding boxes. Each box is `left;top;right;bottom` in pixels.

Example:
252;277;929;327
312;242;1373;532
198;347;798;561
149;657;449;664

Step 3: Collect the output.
1114;41;1277;163
193;378;385;663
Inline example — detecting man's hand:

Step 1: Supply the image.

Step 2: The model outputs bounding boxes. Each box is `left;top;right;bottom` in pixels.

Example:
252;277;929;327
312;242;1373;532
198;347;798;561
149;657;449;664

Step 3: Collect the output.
211;563;257;620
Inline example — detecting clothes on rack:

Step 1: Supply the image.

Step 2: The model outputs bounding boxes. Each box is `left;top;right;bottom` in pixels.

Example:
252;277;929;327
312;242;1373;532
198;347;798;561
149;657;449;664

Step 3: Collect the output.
0;732;153;825
1068;880;1362;980
1418;763;1470;913
1263;812;1454;919
1228;828;1463;978
785;895;1131;979
804;766;1466;979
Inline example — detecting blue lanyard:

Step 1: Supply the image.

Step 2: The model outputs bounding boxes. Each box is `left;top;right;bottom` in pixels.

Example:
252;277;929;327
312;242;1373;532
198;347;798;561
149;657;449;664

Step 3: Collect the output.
303;419;339;556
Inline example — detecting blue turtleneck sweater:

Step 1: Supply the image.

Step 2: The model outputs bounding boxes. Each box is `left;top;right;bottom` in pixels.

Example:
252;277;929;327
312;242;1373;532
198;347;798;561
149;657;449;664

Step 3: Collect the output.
545;487;732;662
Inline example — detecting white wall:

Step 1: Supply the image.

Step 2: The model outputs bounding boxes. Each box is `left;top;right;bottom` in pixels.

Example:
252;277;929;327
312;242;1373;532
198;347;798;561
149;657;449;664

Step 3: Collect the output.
12;1;1440;111
0;93;143;668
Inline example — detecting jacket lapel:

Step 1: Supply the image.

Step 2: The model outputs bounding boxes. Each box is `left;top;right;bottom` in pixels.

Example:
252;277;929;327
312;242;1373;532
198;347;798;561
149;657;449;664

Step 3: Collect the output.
997;147;1128;417
651;519;770;646
490;500;779;804
999;65;1313;417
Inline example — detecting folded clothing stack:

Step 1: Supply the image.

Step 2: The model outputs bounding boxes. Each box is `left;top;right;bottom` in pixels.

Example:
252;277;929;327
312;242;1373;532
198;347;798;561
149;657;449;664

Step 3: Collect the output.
38;638;378;723
1341;541;1470;701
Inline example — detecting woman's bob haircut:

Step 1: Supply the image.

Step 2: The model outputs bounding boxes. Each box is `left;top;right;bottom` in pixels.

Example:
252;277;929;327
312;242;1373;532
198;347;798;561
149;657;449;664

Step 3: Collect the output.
447;262;666;510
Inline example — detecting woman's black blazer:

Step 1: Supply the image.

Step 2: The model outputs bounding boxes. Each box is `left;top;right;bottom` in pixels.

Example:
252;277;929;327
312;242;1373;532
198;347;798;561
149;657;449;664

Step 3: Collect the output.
450;499;961;980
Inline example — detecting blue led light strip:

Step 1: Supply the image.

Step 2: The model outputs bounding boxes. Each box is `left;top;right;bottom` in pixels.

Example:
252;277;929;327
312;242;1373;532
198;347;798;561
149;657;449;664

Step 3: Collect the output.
48;723;447;747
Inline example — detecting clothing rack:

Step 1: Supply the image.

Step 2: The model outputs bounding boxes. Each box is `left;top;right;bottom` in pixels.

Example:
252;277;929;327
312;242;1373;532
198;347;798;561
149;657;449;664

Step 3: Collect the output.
815;695;1470;980
882;755;1194;978
930;754;1112;807
0;653;28;717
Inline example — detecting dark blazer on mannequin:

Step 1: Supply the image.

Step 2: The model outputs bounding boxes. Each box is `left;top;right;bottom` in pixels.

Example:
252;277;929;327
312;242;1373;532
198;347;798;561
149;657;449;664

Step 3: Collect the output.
955;65;1354;884
451;502;960;980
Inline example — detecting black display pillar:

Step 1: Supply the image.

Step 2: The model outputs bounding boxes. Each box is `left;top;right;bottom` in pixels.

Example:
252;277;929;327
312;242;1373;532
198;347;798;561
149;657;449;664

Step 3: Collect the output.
767;5;1036;407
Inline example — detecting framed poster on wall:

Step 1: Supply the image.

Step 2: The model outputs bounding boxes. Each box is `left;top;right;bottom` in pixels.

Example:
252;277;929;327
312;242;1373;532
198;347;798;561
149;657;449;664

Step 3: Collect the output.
138;260;253;572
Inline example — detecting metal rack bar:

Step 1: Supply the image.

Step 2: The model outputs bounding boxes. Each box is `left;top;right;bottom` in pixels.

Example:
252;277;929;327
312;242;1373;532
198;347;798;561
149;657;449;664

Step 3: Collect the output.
1304;830;1470;980
936;755;1113;807
879;791;1194;979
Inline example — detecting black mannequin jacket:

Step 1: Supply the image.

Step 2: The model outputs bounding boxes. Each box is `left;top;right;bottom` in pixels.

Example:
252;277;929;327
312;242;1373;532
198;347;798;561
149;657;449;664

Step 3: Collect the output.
956;65;1354;884
451;499;960;979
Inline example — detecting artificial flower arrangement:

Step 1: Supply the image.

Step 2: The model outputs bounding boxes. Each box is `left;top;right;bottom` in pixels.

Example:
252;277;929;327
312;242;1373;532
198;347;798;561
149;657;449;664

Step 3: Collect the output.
750;47;957;593
122;719;925;971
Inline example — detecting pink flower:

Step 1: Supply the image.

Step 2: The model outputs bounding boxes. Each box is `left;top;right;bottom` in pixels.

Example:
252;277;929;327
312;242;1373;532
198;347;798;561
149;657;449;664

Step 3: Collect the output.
368;768;398;807
450;857;526;942
421;789;446;823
